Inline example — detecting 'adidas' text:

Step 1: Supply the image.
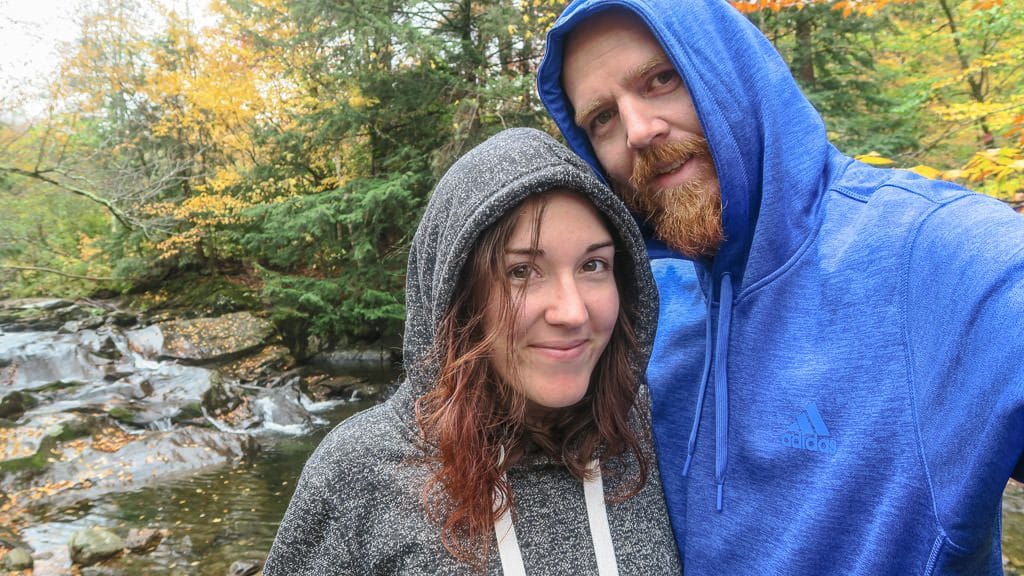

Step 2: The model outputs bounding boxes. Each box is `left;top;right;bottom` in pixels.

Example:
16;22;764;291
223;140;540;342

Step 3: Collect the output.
781;432;837;454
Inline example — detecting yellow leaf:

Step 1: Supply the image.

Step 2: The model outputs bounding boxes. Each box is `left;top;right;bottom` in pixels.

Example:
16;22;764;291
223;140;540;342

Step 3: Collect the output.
908;165;943;180
856;152;896;166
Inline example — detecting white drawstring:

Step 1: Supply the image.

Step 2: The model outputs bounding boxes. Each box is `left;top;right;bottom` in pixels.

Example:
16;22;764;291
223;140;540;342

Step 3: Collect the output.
584;461;619;576
493;461;619;575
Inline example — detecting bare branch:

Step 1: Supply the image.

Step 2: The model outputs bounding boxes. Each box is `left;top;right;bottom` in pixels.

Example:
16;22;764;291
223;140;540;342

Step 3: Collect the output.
0;265;119;282
0;165;136;229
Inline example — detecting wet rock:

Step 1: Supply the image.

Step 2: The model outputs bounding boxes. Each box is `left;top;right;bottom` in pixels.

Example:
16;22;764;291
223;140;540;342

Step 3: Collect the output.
124;325;164;358
227;559;263;576
216;396;259;430
202;372;243;417
107;310;138;327
221;345;294;382
60;314;107;333
68;526;124;566
0;331;108;392
0;390;38;420
0;412;87;473
0;300;102;332
2;426;258;514
0;546;34;570
80;566;128;576
76;329;124;360
156;312;276;362
124;528;165;553
254;386;314;433
306;374;377;402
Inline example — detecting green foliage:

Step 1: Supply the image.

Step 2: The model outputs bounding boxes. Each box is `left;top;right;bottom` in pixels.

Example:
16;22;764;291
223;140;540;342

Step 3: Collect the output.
121;271;261;317
0;173;116;299
237;172;422;347
751;4;919;157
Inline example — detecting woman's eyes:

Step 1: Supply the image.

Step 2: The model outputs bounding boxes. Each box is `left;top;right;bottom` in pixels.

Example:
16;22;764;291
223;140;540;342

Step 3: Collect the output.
581;258;610;273
508;264;533;281
507;258;611;280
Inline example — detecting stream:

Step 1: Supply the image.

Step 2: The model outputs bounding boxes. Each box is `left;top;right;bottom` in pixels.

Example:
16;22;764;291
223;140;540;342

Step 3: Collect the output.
9;365;395;576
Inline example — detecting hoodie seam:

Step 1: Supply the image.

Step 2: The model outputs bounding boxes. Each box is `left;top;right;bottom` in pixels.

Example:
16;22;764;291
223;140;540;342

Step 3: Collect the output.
733;197;824;302
900;198;975;558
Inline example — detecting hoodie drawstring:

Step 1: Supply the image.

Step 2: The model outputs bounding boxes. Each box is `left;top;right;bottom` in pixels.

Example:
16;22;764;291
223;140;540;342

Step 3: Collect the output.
714;274;733;511
494;461;619;575
680;273;733;512
681;293;714;478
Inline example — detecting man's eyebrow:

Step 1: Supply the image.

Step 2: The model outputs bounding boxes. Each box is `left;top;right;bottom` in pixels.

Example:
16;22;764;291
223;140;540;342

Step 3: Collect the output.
572;56;668;127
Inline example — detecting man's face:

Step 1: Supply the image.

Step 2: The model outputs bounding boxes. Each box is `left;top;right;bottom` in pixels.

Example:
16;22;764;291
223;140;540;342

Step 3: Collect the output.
562;10;724;258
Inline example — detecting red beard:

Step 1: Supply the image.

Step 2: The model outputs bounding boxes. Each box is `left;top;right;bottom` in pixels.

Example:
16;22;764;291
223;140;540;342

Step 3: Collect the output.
618;137;724;259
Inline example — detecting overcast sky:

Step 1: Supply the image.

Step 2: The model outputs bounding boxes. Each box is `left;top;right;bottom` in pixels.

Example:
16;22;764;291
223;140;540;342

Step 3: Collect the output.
0;0;82;110
0;0;212;120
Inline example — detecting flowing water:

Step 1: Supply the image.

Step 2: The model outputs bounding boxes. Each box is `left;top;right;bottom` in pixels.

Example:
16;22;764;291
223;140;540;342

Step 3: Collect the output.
12;363;396;576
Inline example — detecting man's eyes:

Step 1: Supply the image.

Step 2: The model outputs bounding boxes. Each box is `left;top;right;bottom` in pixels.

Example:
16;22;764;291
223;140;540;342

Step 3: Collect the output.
593;109;615;127
653;70;677;87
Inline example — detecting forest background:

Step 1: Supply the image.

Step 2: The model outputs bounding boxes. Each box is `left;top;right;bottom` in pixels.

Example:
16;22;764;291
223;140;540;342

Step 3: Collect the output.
2;0;1023;357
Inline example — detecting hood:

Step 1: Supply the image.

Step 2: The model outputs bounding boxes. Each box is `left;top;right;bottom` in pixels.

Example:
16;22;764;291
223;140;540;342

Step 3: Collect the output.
537;0;836;292
401;127;658;403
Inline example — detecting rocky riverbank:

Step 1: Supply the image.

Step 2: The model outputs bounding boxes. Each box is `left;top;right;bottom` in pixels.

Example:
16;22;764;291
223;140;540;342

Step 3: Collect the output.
0;298;393;574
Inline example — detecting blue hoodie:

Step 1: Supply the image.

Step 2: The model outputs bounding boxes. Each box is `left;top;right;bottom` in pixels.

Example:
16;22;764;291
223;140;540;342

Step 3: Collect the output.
537;0;1024;573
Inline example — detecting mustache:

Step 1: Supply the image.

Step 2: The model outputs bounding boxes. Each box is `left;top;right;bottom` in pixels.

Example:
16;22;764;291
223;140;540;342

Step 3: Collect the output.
629;137;711;192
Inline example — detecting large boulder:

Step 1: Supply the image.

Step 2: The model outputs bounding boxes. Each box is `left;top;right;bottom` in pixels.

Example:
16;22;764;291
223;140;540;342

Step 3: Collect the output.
0;546;33;570
149;312;276;363
68;526;124;566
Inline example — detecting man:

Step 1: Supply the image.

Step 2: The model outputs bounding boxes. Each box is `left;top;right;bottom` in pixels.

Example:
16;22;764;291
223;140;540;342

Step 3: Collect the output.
537;1;1024;574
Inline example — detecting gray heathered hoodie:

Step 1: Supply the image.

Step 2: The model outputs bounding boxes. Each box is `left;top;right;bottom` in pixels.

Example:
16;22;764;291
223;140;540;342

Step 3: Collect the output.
263;128;682;575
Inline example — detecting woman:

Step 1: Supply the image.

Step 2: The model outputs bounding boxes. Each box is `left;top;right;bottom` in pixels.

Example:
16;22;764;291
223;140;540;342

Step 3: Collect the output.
264;128;681;575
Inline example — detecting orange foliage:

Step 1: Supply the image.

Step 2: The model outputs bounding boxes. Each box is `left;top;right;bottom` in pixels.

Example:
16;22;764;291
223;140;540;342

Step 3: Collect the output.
731;0;916;15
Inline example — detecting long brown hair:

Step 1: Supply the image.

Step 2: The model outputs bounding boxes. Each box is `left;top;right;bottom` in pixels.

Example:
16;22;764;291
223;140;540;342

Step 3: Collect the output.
415;191;649;568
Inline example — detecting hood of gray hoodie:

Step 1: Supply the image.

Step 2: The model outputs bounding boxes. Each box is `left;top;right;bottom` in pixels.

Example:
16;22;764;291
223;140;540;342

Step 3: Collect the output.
399;126;658;408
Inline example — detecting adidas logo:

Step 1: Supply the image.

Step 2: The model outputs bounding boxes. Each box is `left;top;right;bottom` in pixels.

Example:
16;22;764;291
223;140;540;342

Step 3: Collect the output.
781;402;837;454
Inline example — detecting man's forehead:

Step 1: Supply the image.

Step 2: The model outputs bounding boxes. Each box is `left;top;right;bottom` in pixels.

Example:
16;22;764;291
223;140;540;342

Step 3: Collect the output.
561;10;673;104
563;8;653;56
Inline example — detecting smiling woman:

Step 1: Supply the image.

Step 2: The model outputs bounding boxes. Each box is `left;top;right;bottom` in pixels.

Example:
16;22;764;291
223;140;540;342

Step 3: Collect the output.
486;190;620;415
262;127;682;575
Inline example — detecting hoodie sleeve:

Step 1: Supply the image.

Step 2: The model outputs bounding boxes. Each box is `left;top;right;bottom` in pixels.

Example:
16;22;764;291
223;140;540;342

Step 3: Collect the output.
904;190;1024;553
264;427;357;576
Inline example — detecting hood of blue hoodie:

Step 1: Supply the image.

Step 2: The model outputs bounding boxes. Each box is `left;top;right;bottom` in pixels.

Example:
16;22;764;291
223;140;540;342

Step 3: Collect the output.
537;0;840;294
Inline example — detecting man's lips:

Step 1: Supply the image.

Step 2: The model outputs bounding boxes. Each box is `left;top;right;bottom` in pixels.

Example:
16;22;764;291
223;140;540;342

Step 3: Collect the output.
655;157;689;177
650;154;703;190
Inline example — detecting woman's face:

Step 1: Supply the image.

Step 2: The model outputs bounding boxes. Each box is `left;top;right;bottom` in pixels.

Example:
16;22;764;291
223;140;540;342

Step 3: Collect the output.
486;190;620;414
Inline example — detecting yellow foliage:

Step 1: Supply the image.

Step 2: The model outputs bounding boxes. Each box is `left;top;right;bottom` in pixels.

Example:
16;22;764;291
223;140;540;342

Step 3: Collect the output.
907;165;944;180
348;94;380;110
78;233;103;262
730;0;916;16
955;147;1024;200
855;152;896;166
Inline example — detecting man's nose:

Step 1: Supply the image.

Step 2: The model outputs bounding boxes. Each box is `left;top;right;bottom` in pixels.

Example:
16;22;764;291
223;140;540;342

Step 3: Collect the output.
622;99;668;149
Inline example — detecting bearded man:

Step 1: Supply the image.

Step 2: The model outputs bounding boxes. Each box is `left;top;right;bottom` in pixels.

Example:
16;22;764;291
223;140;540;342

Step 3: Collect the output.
538;2;1024;575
